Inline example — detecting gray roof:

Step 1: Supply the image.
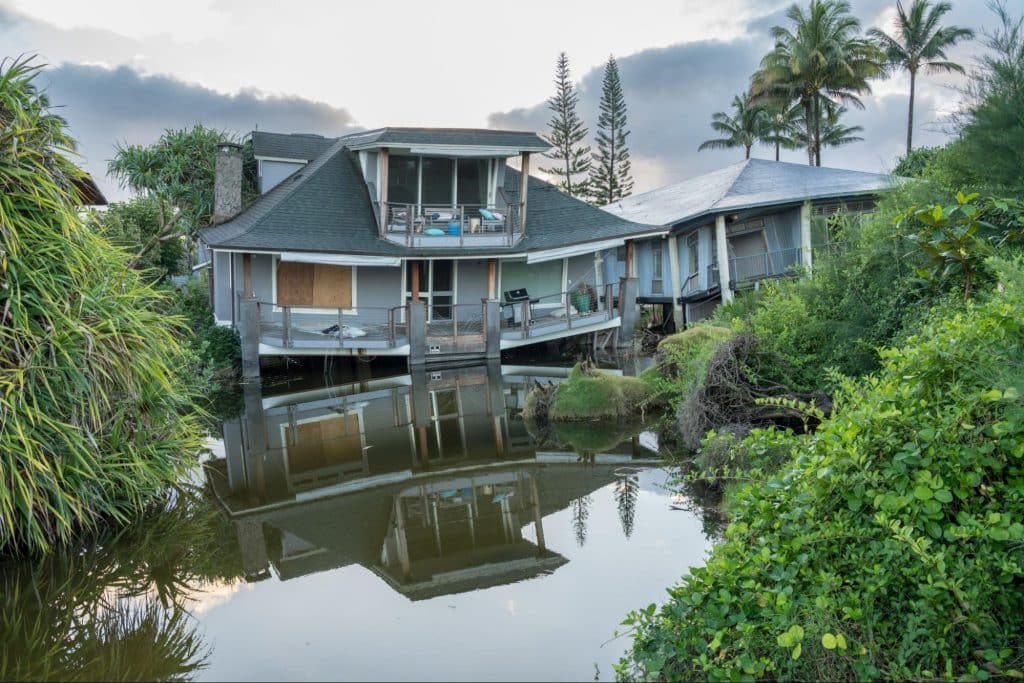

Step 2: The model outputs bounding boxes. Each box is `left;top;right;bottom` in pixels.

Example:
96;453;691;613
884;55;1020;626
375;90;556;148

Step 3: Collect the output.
603;158;898;228
340;127;550;153
201;139;658;256
252;131;338;160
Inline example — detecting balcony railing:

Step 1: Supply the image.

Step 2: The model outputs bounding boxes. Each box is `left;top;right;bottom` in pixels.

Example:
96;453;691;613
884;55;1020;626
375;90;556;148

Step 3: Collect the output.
729;246;803;287
254;302;407;350
381;202;522;247
500;284;617;340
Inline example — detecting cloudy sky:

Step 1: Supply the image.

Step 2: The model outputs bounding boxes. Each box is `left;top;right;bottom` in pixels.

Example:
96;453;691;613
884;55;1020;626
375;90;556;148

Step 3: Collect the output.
0;0;995;200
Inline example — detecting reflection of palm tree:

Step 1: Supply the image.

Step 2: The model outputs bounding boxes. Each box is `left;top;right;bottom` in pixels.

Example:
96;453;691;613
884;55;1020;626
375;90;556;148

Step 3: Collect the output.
571;496;592;547
614;474;639;538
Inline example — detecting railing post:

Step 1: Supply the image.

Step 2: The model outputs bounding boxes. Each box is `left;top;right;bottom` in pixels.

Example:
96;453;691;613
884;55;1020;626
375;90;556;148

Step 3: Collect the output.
388;307;396;347
283;305;292;349
605;283;614;320
239;297;261;379
565;292;573;329
520;300;530;339
338;307;345;350
452;304;459;343
484;299;500;360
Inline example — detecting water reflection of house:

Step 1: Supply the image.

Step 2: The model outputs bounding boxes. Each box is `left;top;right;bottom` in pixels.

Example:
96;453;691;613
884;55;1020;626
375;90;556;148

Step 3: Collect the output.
207;363;658;597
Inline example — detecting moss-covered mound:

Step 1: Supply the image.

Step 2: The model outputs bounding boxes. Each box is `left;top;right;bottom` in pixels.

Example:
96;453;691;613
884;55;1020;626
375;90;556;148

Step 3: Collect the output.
547;363;659;421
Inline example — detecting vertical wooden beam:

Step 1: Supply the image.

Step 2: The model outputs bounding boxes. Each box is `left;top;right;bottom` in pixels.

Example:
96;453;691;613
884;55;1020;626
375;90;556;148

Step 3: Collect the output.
519;152;530;233
715;214;733;303
242;253;253;298
625;240;635;278
410;260;421;303
486;259;497;299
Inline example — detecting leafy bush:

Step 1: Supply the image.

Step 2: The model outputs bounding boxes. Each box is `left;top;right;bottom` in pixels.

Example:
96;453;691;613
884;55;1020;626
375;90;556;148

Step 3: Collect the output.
171;274;240;380
0;58;205;554
618;258;1024;681
644;326;733;406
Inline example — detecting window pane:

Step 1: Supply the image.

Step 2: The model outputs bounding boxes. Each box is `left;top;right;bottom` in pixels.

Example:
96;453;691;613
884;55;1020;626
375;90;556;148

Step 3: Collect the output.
456;159;488;206
501;260;563;304
387;155;417;205
421;157;453;205
432;260;453;292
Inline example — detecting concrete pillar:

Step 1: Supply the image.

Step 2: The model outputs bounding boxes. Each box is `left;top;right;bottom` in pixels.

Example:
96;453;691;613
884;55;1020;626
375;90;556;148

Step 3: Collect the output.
618;276;639;343
239;296;261;379
407;302;427;368
666;234;683;330
233;517;270;582
800;200;814;272
484;298;501;360
715;214;733;304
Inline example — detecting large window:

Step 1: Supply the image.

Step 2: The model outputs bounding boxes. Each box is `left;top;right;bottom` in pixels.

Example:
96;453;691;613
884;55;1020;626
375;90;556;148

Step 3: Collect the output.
457;159;488;206
387;155;418;205
421;157;454;205
501;260;564;305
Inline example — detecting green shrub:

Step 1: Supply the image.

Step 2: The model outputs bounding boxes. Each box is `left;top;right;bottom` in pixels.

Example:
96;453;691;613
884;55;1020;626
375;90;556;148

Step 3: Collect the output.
645;326;733;405
0;58;205;554
617;258;1024;681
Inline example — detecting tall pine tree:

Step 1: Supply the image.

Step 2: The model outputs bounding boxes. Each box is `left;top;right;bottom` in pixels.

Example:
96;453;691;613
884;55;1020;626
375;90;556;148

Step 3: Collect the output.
538;53;591;198
589;56;634;205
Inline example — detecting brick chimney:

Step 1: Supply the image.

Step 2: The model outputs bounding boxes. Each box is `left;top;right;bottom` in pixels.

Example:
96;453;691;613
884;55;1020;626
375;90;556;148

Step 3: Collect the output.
212;142;243;223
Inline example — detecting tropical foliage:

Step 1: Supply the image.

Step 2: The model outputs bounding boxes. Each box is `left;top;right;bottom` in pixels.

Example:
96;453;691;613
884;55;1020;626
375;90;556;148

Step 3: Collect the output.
539;52;591;198
88;196;187;279
868;0;973;155
619;258;1024;680
0;56;205;554
698;94;773;160
589;56;634;205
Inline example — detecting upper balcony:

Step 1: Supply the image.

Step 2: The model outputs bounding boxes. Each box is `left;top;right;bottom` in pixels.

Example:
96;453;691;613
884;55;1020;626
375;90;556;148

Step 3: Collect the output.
382;201;522;248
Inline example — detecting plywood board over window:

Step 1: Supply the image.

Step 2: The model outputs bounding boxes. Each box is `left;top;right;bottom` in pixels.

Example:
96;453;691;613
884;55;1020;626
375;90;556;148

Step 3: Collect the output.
277;261;353;308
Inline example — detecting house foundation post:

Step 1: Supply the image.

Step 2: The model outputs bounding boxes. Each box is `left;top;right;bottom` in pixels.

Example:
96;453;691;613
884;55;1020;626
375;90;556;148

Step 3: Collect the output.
618;276;639;343
715;215;733;304
484;298;501;360
239;296;261;379
233;517;270;582
408;302;427;368
666;234;684;330
800;200;814;273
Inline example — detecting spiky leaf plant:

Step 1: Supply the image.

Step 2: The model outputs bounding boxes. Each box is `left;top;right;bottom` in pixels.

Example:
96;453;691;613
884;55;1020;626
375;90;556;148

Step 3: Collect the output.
0;56;205;554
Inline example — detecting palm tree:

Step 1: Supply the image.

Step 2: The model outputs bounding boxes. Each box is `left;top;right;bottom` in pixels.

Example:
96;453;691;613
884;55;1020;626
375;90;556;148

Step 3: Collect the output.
794;101;865;162
755;0;883;166
764;101;803;161
698;94;770;159
868;0;974;156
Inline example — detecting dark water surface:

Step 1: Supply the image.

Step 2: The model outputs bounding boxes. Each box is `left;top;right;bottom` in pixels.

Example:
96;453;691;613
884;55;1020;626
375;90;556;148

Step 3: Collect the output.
1;361;720;682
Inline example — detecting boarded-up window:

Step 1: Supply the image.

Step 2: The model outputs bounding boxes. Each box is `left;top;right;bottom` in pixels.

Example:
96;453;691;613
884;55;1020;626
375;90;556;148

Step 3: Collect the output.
277;261;353;308
285;414;362;475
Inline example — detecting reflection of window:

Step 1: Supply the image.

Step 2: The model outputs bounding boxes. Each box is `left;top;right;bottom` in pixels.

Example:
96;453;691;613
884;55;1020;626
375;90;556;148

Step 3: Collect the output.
651;244;663;294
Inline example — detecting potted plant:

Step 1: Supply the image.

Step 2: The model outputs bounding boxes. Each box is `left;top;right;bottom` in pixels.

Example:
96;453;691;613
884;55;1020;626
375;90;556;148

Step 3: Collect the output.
571;282;591;313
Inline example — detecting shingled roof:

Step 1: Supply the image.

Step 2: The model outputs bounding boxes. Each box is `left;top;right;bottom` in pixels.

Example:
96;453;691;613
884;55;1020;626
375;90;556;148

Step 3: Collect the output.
251;131;338;160
200;138;659;256
603;158;898;228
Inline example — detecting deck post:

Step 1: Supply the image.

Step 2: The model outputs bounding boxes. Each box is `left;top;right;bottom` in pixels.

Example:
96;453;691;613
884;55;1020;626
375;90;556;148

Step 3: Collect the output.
233;518;270;581
408;301;427;368
239;296;261;379
666;234;684;330
800;200;814;273
484;298;501;360
715;214;733;303
618;276;639;343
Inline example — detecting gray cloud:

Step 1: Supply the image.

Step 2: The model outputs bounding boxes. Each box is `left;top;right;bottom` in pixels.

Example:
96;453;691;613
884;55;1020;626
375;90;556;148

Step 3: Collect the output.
491;0;991;192
37;63;359;200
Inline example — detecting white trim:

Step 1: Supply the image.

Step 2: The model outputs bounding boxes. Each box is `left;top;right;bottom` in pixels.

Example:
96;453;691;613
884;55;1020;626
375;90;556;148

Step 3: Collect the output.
254;155;308;164
526;238;626;264
271;254;358;314
347;141;546;156
279;251;401;267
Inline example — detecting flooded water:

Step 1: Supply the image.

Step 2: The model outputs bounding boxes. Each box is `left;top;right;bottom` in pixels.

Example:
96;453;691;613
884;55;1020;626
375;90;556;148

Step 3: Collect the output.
0;361;722;682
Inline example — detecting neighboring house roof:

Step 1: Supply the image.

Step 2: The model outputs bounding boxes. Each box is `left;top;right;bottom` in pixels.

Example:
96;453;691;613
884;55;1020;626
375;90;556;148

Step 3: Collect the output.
339;127;550;153
73;174;107;206
252;131;338;160
200;138;660;257
603;158;898;228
